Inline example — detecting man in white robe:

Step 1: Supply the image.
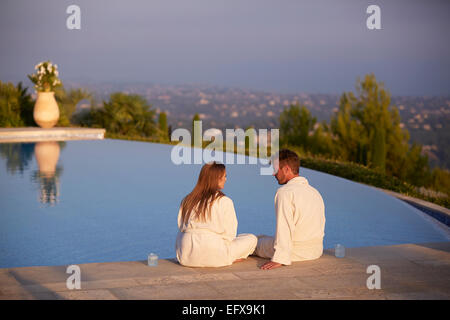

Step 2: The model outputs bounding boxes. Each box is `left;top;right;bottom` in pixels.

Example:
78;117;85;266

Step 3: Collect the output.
254;149;326;270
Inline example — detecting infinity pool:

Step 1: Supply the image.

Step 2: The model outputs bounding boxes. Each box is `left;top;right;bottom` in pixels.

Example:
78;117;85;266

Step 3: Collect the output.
0;139;448;268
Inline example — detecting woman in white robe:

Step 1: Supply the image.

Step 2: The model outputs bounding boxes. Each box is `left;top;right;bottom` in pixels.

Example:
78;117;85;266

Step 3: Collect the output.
176;162;257;267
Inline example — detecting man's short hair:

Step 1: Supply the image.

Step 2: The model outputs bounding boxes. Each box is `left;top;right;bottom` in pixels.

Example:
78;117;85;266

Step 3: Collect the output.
278;149;300;174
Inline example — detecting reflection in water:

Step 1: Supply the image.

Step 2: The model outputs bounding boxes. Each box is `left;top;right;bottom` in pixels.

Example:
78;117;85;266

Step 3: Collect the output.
0;141;65;206
32;142;63;206
0;143;35;175
31;168;63;206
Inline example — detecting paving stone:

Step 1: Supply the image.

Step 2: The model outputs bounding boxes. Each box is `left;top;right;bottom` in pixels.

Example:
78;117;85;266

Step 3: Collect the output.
394;244;450;261
312;262;367;276
0;270;22;287
80;278;141;290
2;282;66;294
78;259;197;282
5;265;68;286
0;285;59;300
56;289;118;300
345;247;409;264
293;287;386;300
381;273;450;292
110;283;224;300
385;290;450;300
183;257;265;275
416;242;450;252
205;277;303;299
294;273;370;290
136;273;241;286
225;291;299;300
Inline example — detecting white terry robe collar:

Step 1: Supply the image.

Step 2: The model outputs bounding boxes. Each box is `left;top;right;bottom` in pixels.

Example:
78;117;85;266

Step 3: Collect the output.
286;176;309;186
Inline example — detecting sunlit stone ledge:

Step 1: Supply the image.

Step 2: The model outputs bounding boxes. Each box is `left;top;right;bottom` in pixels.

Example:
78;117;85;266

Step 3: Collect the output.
0;127;106;143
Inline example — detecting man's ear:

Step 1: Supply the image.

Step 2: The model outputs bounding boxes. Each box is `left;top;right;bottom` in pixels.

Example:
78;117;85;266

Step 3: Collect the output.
281;164;290;175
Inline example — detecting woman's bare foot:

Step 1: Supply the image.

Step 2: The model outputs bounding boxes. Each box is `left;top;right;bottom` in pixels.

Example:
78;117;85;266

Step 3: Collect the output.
233;258;246;263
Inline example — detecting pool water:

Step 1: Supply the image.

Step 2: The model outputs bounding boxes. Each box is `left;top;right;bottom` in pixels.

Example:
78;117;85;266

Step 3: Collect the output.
0;139;448;268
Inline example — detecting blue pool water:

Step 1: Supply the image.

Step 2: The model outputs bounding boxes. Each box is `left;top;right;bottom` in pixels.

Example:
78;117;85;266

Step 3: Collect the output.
0;139;448;268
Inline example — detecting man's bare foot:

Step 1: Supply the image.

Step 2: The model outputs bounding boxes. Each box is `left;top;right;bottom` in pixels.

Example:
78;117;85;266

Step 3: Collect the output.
260;261;282;270
233;258;246;263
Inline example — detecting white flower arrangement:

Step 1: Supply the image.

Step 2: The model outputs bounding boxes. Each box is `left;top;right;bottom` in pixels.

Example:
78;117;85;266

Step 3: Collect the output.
28;60;62;92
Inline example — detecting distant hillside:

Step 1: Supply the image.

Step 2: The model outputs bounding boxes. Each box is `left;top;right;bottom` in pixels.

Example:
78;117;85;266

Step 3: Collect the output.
67;81;450;169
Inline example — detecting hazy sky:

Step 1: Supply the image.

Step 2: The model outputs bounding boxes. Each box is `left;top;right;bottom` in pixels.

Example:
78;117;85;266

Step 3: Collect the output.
1;0;449;95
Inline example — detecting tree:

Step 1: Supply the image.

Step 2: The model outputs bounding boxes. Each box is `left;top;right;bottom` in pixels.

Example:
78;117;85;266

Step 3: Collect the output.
192;113;201;145
17;82;36;126
0;81;26;127
404;143;431;187
55;87;92;124
330;92;367;163
279;104;316;152
192;113;201;129
91;92;156;137
430;168;450;196
244;125;257;152
310;121;336;157
371;126;386;173
331;74;410;172
158;112;169;141
330;73;432;184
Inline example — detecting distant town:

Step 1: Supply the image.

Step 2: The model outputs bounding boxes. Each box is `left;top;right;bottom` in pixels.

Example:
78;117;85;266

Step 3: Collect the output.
65;81;450;169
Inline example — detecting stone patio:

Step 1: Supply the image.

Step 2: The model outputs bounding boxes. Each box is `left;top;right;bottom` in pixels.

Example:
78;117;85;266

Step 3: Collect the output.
1;242;449;300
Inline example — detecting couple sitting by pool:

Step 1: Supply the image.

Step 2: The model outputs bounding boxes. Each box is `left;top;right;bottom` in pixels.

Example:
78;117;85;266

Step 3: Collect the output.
175;149;326;270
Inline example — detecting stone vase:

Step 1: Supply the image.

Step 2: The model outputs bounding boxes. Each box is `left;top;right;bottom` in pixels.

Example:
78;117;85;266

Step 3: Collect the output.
34;91;59;128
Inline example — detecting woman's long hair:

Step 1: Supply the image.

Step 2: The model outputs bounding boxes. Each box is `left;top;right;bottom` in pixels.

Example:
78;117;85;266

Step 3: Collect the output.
180;161;226;225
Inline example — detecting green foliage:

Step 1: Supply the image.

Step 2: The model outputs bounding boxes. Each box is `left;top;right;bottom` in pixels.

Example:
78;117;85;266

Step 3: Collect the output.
86;92;157;137
278;73;448;202
53;87;92;127
158;112;169;141
280;104;316;151
0;80;93;129
430;168;450;196
17;82;36;126
0;81;35;127
286;144;449;208
55;87;92;123
371;126;386;173
330;74;403;173
330;92;367;163
192;113;201;131
244;125;257;151
405;143;432;187
309;121;336;156
192;113;201;144
327;74;432;186
0;142;35;174
299;154;413;195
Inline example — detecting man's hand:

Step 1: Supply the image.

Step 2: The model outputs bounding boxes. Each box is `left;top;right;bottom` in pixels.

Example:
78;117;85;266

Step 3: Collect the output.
260;261;282;270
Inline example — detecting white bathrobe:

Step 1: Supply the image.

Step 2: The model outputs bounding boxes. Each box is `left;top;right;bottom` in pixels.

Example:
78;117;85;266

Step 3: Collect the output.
255;176;326;265
176;196;257;267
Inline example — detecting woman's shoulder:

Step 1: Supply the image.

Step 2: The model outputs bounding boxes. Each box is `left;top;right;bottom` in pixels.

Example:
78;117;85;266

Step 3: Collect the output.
215;194;233;207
